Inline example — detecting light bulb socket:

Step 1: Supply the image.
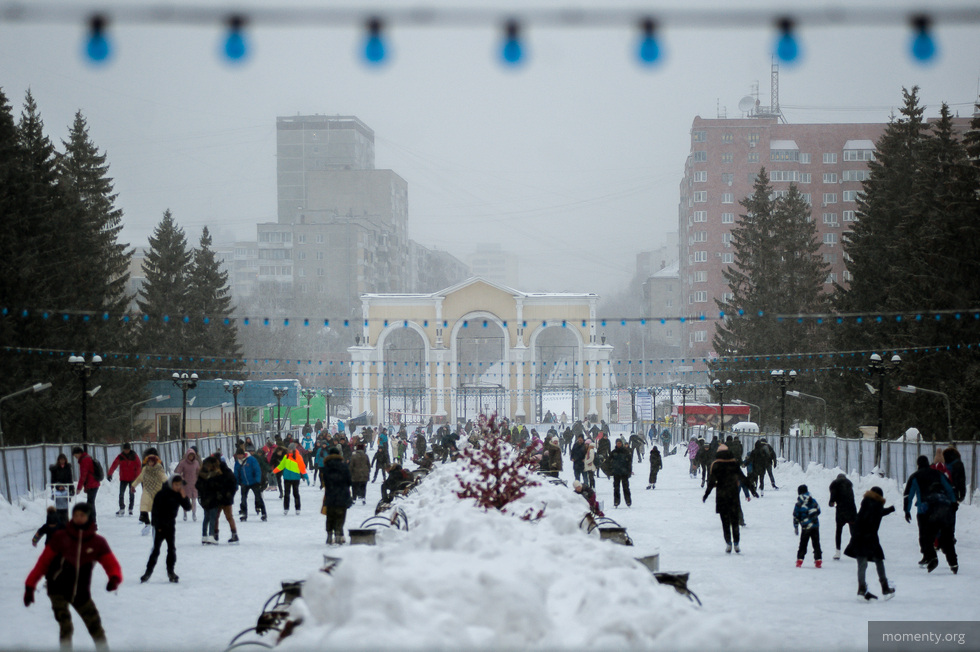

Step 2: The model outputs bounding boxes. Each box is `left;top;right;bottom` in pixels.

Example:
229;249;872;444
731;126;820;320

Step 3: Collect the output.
640;18;657;38
367;17;383;37
777;17;794;36
227;14;247;32
89;14;107;37
911;14;930;34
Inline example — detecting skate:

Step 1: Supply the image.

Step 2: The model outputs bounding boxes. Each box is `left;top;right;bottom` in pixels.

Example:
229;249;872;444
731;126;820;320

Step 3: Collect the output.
326;533;334;546
141;524;151;536
361;499;366;506
295;509;300;515
834;550;841;560
725;544;732;554
927;558;939;573
168;571;179;583
734;544;740;554
192;513;197;522
796;560;803;568
201;536;210;545
115;509;125;517
228;532;240;544
240;514;247;522
815;560;822;569
140;573;151;583
283;509;289;516
128;510;133;516
772;485;779;490
213;534;220;544
183;513;187;521
918;556;930;567
881;584;895;600
337;535;346;545
951;565;959;574
860;591;878;602
261;513;268;522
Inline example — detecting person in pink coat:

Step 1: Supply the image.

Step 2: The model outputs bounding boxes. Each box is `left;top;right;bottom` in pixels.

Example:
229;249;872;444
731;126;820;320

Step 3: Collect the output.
174;449;202;521
687;437;700;478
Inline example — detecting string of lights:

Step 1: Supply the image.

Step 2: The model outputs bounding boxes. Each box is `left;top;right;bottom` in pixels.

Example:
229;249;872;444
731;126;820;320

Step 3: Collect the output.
2;4;973;66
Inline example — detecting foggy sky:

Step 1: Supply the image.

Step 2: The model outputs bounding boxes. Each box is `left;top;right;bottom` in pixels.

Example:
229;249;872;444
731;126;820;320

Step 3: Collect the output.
1;0;978;296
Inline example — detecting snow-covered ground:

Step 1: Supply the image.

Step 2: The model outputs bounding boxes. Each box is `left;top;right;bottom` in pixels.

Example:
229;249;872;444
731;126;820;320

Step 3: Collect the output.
1;446;976;651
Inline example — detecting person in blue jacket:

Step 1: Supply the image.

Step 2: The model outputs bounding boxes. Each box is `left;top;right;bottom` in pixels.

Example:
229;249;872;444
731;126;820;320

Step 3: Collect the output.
903;455;958;573
793;484;822;568
234;450;267;522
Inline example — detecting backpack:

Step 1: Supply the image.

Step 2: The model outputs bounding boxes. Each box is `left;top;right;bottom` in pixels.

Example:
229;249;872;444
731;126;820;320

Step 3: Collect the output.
92;458;105;482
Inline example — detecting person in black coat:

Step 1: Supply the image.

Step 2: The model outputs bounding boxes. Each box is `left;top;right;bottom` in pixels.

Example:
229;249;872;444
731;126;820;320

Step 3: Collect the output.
321;447;352;545
828;473;857;559
844;486;895;601
647;445;663;490
140;476;192;583
704;448;758;553
609;440;633;508
215;459;240;544
570;436;586;483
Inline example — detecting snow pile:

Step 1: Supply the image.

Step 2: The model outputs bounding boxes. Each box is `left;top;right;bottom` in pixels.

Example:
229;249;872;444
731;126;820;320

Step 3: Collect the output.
0;492;54;538
280;463;773;650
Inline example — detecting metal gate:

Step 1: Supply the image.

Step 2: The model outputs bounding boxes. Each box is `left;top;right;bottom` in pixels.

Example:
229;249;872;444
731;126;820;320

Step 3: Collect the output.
455;384;506;424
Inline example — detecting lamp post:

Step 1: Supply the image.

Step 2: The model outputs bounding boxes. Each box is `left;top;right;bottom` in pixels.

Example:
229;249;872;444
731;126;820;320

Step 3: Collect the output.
324;388;334;430
868;353;901;469
770;369;797;456
200;402;230;436
897;385;952;442
711;378;733;436
223;380;245;435
171;372;199;441
272;386;289;438
130;394;169;439
302;388;317;427
676;383;696;442
0;382;52;447
786;390;827;437
733;399;762;431
69;354;102;450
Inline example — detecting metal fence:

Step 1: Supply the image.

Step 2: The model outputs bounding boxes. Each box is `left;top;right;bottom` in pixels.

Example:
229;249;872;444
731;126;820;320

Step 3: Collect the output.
0;433;277;505
662;426;978;506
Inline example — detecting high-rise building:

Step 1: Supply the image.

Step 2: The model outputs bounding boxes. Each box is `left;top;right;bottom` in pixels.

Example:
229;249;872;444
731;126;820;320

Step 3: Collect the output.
468;243;520;288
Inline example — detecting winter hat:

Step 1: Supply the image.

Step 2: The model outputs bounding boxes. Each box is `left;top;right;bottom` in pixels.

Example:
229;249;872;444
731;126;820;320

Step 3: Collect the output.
573;481;583;491
837;473;847;480
798;484;808;495
327;446;340;456
171;474;184;485
870;486;884;497
72;446;84;455
288;443;297;452
916;455;929;469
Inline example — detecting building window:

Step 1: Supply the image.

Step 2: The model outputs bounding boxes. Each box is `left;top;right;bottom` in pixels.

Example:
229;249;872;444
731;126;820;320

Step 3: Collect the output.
315;234;325;244
800;173;811;183
748;152;759;163
693;191;707;203
721;212;735;224
771;170;799;182
823;153;837;164
722;253;734;264
823;213;838;225
842;210;856;222
721;153;734;164
771;190;789;200
297;234;306;244
844;149;875;162
748;133;760;145
843;169;870;182
822;193;838;205
825;272;838;284
693;211;707;223
721;173;734;185
823;172;838;183
843;270;853;282
666;328;673;338
694;291;708;303
801;194;812;205
843;190;860;202
771;150;800;162
823;252;837;264
690;330;708;344
296;251;306;260
297;268;306;277
692;231;707;243
692;151;707;162
317;268;325;276
722;292;734;303
722;193;734;204
693;130;706;143
693;171;708;182
823;233;838;246
722;233;733;247
800;153;811;164
693;250;708;262
721;133;734;143
694;271;707;283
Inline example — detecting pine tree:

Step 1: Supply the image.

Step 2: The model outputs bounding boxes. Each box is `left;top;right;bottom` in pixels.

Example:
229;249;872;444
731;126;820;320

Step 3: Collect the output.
137;210;191;367
186;227;243;372
964;100;980;168
710;169;829;431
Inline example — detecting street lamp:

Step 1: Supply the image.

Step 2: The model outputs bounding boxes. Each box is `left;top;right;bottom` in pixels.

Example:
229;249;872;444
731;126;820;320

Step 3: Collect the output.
868;353;901;469
733;398;762;431
223;380;245;434
272;386;289;438
897;385;952;442
770;369;797;456
302;388;317;427
324;388;334;429
676;383;696;442
0;382;52;447
786;390;827;437
171;372;199;441
69;354;102;450
711;378;733;435
200;402;231;436
130;394;169;438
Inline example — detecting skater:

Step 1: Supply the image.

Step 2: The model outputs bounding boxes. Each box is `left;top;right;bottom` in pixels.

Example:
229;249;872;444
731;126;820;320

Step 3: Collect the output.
697;438;711;487
609;439;633;508
215;456;240;544
570;435;586;483
844;486;896;601
583;440;597;490
687;437;699;477
703;448;757;553
174;448;201;521
107;443;141;517
273;442;309;515
140;475;191;583
793;484;823;568
24;503;122;651
269;443;287;499
196;456;223;544
573;480;603;516
903;455;958;573
234;449;267;521
660;428;671;456
647;444;662;489
629;431;645;463
349;443;370;505
131;454;167;535
595;433;611;479
828;473;857;560
321;446;352;545
371;441;390;483
49;454;74;524
72;447;101;524
749;439;778;493
32;507;64;547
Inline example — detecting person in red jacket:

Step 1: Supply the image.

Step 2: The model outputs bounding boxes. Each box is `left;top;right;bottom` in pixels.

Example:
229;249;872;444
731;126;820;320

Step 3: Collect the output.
24;502;122;651
72;447;101;523
107;443;141;517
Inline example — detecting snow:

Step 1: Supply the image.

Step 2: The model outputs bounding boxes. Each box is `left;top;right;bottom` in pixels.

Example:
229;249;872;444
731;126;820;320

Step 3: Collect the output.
1;444;977;651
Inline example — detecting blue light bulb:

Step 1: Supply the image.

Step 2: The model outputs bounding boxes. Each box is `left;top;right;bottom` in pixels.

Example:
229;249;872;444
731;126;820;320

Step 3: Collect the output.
223;30;248;62
775;31;798;63
910;18;937;63
364;34;386;64
638;35;660;65
500;21;524;67
85;32;111;63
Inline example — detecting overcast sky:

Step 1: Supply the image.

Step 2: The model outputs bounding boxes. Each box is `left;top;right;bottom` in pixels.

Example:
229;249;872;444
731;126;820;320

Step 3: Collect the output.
2;0;978;295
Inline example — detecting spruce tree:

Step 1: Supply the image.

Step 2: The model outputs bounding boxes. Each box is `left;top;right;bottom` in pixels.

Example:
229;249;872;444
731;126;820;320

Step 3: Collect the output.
137;210;191;367
711;169;829;431
187;227;243;372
